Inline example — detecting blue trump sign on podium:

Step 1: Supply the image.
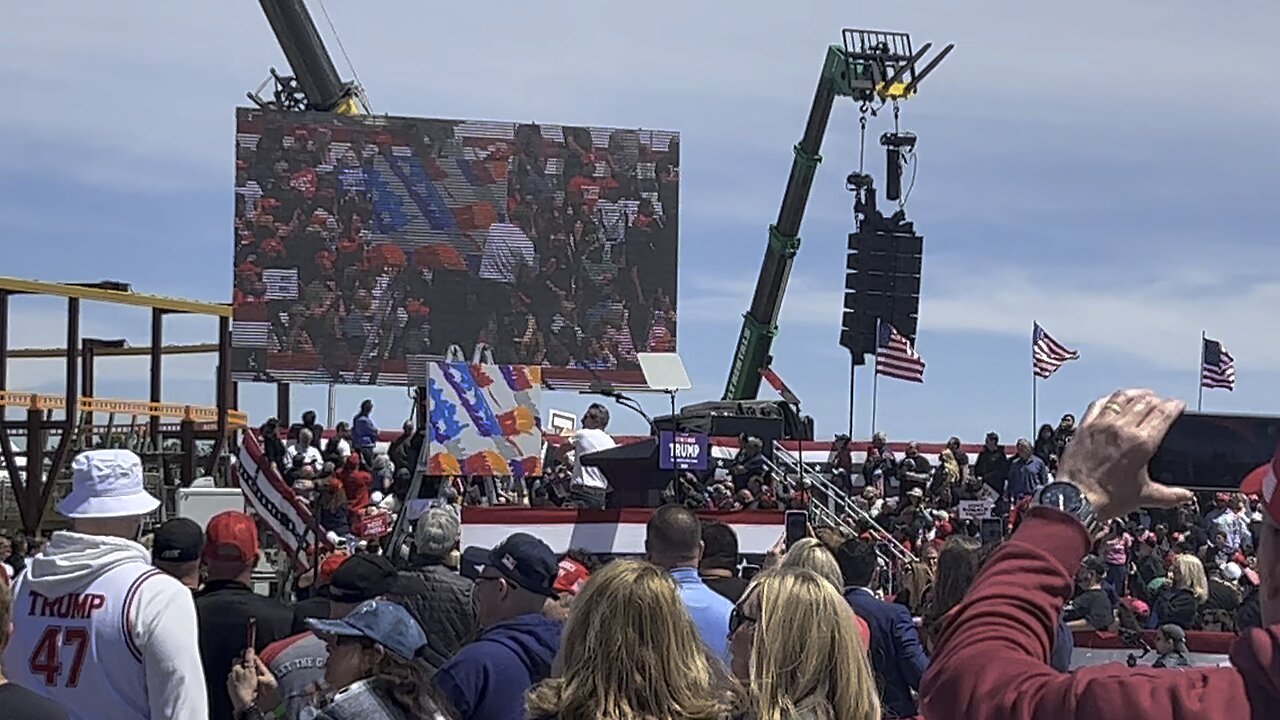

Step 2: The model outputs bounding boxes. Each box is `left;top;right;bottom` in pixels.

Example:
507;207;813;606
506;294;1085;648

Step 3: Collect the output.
658;431;709;471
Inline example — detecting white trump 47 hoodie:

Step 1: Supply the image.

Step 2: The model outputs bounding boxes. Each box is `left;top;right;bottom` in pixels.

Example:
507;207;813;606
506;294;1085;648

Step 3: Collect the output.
1;531;207;720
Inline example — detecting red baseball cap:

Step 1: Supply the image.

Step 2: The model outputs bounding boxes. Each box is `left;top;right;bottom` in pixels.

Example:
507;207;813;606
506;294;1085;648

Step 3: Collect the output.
1240;448;1280;525
1120;597;1150;618
203;511;260;564
553;558;590;597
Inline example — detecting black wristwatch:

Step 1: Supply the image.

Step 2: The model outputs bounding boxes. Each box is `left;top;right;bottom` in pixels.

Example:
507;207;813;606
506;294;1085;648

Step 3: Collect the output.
1033;482;1102;535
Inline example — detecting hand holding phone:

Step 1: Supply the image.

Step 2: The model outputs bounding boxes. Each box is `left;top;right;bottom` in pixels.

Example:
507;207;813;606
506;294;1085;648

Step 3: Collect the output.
246;617;258;655
784;510;808;549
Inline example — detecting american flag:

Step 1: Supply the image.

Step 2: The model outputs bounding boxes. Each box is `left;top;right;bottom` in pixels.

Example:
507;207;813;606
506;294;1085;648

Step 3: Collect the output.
875;322;925;383
1033;323;1079;379
1201;337;1236;390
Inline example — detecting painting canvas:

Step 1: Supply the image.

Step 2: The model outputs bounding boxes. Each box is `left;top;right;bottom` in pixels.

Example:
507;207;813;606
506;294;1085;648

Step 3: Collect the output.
427;362;543;479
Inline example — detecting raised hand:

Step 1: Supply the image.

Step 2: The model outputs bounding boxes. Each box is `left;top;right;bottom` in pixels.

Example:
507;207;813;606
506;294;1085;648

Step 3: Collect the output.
1057;389;1194;521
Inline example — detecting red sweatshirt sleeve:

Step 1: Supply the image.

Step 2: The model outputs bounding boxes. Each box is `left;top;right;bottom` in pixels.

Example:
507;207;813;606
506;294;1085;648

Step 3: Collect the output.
919;507;1249;720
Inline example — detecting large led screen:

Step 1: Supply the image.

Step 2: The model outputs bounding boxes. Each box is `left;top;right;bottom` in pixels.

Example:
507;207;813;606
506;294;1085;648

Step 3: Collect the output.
231;108;679;387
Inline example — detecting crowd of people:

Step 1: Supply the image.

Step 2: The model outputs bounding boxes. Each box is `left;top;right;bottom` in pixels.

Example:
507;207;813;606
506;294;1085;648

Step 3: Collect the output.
233;113;679;379
3;389;1280;719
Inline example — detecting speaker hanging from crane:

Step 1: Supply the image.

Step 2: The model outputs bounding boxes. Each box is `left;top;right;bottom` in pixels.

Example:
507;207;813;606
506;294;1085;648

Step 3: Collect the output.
834;29;947;367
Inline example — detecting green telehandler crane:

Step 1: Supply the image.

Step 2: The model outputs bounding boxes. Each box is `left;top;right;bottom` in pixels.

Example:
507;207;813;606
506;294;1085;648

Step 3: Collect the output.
722;29;951;401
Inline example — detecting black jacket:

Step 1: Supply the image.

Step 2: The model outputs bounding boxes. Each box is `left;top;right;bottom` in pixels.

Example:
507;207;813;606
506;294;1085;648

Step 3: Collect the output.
391;562;480;674
1236;586;1262;631
974;447;1009;495
1206;578;1242;613
1133;553;1166;603
195;580;295;720
1154;587;1200;630
388;432;414;471
897;454;932;495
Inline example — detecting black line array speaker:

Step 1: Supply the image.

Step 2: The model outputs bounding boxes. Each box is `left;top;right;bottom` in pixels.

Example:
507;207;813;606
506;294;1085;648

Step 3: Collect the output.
839;209;924;365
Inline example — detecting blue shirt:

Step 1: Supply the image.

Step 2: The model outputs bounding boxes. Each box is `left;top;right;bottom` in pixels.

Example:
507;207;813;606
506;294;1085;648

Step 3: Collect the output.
1005;454;1049;501
669;567;733;662
351;413;379;449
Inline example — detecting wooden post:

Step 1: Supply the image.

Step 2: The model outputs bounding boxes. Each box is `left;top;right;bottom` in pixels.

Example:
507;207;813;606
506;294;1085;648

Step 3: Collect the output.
277;383;291;424
40;298;80;530
180;416;196;487
149;309;164;450
22;404;44;536
0;290;8;392
206;316;232;477
81;342;96;400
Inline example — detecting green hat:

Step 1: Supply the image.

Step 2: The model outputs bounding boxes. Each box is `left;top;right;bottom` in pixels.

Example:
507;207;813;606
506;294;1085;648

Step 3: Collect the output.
1147;577;1169;595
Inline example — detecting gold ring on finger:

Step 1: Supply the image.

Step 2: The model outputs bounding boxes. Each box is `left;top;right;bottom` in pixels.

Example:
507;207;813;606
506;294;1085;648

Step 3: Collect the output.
1104;402;1123;414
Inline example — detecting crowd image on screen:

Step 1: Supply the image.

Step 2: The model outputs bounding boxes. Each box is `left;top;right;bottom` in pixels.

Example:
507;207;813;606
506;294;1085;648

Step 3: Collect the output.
232;109;679;384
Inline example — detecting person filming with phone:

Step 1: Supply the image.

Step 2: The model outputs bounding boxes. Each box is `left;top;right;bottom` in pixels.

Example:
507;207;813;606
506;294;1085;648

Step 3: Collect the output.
920;389;1280;720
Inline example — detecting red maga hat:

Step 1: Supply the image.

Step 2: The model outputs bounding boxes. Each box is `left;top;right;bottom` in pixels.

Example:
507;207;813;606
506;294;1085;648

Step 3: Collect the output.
1240;447;1280;525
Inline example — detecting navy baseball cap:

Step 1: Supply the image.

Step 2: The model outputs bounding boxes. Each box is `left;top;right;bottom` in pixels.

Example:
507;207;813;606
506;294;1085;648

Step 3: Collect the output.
487;533;558;598
152;518;204;563
307;600;427;662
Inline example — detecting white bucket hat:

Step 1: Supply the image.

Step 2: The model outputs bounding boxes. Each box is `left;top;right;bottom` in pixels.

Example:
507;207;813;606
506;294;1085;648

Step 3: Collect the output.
58;449;160;519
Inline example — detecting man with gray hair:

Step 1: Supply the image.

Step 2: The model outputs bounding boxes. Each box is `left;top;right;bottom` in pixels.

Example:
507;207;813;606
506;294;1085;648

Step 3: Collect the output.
284;428;323;472
391;507;478;673
1005;437;1049;503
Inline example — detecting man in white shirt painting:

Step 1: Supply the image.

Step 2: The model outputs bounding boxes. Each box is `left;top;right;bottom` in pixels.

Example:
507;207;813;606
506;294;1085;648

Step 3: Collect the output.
568;404;617;510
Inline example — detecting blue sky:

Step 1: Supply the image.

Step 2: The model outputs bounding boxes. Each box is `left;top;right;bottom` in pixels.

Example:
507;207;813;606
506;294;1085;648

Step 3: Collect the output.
3;1;1278;442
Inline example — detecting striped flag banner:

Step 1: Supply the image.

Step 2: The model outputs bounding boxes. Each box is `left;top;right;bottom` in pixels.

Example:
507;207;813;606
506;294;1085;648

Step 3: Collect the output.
875;322;925;383
1201;337;1236;391
1033;323;1079;379
235;431;334;570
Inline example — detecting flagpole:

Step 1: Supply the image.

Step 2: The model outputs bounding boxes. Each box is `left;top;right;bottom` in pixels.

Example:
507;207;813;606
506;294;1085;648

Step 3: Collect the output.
1031;323;1037;434
871;355;880;437
871;318;880;437
1198;330;1205;411
1032;375;1037;435
847;353;856;439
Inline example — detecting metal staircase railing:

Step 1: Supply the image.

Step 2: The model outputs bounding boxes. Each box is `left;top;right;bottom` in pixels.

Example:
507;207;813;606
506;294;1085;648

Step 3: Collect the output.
766;443;914;565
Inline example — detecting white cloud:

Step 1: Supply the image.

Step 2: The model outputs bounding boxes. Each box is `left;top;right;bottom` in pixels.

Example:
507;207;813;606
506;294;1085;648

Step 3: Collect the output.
681;275;842;330
924;264;1280;372
682;245;1280;375
3;1;1276;194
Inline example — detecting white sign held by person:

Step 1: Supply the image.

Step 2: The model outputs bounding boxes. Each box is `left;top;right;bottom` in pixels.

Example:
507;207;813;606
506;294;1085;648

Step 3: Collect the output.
957;499;996;520
235;430;334;569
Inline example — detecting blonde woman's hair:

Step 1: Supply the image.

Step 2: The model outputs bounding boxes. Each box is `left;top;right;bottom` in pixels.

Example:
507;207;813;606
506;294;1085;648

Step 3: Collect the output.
780;537;845;592
743;567;880;720
939;448;959;477
526;559;744;720
1172;553;1210;604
